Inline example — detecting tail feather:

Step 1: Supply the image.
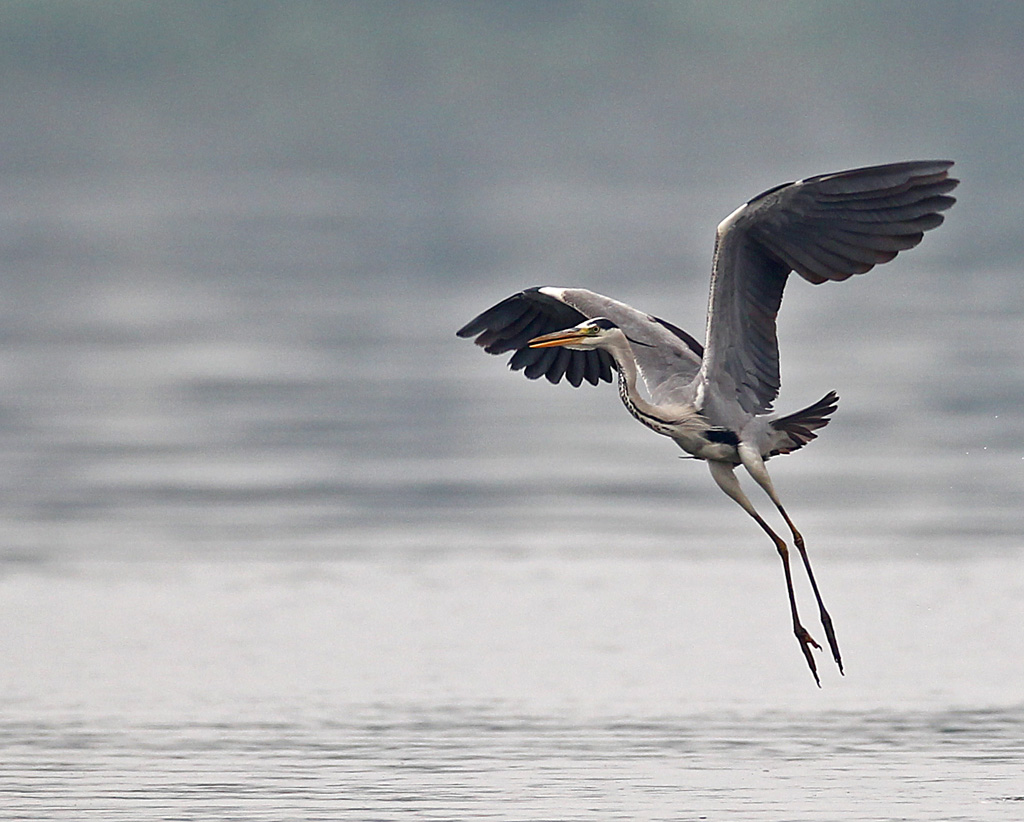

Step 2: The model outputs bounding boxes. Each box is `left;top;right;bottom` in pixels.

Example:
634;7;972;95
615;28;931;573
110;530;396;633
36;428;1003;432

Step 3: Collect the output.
767;390;839;457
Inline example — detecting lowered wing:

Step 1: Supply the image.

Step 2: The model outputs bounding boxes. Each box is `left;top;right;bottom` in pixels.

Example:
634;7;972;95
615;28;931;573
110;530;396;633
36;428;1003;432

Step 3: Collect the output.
457;286;703;400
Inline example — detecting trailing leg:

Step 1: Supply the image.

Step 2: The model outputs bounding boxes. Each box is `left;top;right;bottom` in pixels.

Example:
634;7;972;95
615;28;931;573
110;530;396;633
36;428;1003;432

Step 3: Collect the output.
737;444;843;674
707;460;821;686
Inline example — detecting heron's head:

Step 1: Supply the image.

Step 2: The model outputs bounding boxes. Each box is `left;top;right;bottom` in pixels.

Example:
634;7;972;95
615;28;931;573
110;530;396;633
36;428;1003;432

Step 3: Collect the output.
527;317;621;350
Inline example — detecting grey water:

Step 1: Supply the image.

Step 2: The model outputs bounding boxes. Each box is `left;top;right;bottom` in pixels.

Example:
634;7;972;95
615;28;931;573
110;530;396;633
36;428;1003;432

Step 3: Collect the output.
3;3;1024;820
2;167;1022;821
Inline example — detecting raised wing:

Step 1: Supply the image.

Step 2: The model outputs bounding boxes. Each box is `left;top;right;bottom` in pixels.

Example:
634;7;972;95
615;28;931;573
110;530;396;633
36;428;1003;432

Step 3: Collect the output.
700;160;958;415
457;286;703;399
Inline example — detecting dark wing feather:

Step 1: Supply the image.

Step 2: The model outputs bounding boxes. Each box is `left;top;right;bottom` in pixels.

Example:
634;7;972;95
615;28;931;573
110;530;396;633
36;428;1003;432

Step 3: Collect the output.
766;390;840;457
458;287;703;399
701;161;958;414
456;287;614;386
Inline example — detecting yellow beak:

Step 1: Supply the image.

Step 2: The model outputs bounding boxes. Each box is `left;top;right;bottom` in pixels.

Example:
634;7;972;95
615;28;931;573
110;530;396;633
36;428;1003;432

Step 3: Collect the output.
527;328;594;348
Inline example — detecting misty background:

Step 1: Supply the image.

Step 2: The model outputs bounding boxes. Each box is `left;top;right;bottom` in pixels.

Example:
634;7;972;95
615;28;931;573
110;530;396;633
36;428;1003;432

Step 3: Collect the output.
0;0;1021;560
3;4;1024;818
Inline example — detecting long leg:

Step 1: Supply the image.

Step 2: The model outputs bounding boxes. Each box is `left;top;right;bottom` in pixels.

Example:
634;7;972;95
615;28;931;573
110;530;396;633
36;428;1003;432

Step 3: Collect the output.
707;460;821;686
737;444;843;674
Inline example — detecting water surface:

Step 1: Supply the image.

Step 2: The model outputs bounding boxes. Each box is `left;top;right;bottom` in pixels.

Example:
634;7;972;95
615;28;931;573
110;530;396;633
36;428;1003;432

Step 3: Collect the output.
1;164;1021;819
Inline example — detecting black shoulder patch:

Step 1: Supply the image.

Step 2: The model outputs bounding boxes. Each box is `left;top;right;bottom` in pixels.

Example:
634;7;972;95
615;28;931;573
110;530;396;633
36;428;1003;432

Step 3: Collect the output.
704;428;740;446
650;316;704;357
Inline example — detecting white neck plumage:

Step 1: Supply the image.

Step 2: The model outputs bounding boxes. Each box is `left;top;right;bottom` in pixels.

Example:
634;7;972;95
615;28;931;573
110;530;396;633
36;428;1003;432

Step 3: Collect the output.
603;332;705;438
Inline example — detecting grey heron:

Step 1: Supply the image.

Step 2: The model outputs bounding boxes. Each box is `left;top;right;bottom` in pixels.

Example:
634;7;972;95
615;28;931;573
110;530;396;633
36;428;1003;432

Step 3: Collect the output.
457;161;958;684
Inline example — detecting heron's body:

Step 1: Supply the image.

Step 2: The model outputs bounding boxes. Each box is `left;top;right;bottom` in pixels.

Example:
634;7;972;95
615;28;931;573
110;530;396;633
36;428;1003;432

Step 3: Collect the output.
457;161;958;684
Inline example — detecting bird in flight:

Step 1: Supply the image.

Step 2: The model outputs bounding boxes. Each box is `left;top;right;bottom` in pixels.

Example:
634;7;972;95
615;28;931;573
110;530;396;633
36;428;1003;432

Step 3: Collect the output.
457;161;958;684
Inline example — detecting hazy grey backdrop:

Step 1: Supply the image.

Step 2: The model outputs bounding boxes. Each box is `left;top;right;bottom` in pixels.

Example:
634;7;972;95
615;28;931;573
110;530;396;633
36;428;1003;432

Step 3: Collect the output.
2;3;1023;820
1;0;1020;560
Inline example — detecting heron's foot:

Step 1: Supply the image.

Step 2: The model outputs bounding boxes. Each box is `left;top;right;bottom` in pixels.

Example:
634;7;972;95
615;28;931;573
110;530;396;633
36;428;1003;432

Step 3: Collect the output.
819;608;844;675
798;625;821;651
795;625;821;687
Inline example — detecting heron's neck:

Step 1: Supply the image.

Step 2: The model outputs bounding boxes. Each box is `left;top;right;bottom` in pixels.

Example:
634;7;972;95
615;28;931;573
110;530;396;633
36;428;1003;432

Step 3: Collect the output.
605;339;702;437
